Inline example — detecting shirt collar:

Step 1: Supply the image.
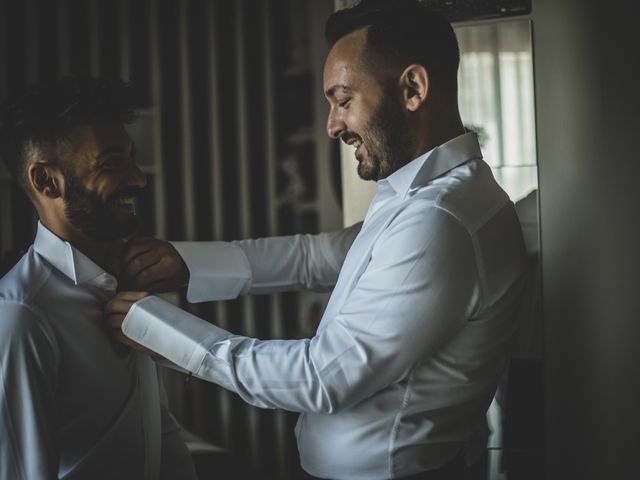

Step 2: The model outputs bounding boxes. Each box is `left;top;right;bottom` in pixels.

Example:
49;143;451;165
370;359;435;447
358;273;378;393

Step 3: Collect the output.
33;221;115;286
383;132;482;198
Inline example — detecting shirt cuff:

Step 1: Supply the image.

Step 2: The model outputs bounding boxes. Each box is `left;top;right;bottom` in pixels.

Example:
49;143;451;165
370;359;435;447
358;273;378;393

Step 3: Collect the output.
122;296;230;373
170;241;251;303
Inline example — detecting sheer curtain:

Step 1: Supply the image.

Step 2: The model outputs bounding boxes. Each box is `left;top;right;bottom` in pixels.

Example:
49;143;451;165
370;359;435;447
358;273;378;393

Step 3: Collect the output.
456;20;537;202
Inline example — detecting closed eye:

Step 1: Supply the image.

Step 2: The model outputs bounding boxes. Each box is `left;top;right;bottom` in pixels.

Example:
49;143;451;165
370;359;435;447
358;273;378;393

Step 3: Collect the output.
98;156;127;171
338;98;351;108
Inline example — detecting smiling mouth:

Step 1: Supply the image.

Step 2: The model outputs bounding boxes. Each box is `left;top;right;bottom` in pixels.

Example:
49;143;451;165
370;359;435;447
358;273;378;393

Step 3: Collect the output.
112;196;137;215
344;136;365;160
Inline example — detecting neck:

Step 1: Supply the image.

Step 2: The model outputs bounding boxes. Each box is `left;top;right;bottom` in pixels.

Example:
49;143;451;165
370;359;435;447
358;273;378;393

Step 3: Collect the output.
411;106;466;159
38;213;116;273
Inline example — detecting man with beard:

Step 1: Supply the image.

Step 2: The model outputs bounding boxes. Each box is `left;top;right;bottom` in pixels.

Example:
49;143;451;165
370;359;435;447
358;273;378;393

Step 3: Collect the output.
108;1;527;479
0;77;197;479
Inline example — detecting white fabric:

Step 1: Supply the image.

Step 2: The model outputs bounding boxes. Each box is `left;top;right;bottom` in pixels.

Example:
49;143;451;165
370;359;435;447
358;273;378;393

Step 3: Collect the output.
124;132;527;479
0;222;196;480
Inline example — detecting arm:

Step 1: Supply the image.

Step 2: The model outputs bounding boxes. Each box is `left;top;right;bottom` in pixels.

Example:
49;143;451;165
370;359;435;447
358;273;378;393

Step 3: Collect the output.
174;223;362;302
120;207;479;414
0;303;60;480
120;224;361;302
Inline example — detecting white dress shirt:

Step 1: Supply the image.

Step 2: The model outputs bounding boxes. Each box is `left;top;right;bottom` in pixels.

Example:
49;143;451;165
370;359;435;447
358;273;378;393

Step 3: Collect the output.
123;132;527;479
0;223;196;480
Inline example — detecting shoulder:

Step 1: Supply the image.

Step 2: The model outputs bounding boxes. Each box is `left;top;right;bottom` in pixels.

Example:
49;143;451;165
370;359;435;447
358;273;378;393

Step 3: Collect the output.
0;301;56;349
0;247;53;305
387;192;469;241
0;250;58;360
408;158;511;232
0;301;60;388
382;158;513;242
374;199;471;266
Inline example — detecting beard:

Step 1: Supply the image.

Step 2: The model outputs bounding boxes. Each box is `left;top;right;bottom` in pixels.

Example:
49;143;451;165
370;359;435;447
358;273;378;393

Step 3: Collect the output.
355;85;416;181
62;169;141;241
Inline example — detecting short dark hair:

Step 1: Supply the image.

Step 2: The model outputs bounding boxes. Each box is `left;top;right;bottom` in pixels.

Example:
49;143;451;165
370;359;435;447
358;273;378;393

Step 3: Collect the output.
325;0;460;96
0;76;137;190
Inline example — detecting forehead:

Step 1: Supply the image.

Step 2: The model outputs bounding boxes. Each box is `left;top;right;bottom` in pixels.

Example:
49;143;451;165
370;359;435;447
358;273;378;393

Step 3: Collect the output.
323;29;373;94
67;123;130;155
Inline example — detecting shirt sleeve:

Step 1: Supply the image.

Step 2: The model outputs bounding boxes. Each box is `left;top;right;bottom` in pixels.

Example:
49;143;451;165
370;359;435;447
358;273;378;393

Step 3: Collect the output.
124;208;478;413
171;223;362;303
0;302;60;480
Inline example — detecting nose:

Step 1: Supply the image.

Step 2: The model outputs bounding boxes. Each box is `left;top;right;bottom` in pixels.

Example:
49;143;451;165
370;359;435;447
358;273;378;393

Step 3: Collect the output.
326;108;346;139
128;163;147;189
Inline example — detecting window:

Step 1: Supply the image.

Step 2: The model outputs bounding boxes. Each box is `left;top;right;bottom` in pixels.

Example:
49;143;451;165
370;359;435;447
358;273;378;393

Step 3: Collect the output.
456;20;537;202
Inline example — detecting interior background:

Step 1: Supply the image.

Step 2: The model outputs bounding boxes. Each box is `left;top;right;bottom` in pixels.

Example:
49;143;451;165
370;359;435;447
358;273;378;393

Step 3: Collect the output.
0;0;338;478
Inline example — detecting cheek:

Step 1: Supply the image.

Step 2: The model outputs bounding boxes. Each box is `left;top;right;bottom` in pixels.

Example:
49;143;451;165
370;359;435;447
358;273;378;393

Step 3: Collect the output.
345;111;364;134
82;181;105;199
350;104;376;134
87;173;124;199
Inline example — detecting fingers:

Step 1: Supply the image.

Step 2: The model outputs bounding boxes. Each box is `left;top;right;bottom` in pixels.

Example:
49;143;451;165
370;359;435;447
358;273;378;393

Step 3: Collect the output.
120;239;188;292
110;329;160;358
105;291;149;315
123;259;166;291
125;249;164;281
122;237;155;266
105;291;160;357
122;240;165;281
114;290;150;302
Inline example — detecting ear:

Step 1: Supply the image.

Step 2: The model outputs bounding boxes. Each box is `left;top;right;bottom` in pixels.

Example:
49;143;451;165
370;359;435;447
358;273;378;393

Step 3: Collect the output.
400;64;429;112
27;163;64;199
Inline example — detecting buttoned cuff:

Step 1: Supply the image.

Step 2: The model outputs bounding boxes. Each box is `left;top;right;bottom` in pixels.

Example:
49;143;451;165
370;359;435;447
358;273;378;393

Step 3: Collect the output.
170;241;251;303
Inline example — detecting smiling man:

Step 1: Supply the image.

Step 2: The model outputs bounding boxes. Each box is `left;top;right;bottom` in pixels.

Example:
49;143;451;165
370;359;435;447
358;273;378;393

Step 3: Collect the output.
0;77;196;480
107;1;527;479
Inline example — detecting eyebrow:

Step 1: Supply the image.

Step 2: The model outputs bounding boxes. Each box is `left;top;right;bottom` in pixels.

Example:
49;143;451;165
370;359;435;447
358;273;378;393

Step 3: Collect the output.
325;84;352;98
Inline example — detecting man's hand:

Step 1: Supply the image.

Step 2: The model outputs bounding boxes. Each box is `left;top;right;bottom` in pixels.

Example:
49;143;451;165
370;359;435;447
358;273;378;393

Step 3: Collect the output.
120;238;189;292
105;291;158;357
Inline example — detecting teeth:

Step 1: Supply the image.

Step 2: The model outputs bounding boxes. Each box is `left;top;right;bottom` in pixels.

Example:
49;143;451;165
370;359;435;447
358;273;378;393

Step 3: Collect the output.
116;197;135;206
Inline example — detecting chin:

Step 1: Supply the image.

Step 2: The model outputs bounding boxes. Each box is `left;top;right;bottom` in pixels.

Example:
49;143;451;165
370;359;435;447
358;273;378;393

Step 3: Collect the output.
355;158;378;181
357;166;377;181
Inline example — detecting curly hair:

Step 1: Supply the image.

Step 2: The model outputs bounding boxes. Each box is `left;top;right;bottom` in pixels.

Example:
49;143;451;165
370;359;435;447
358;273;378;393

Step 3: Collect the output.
0;76;138;190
